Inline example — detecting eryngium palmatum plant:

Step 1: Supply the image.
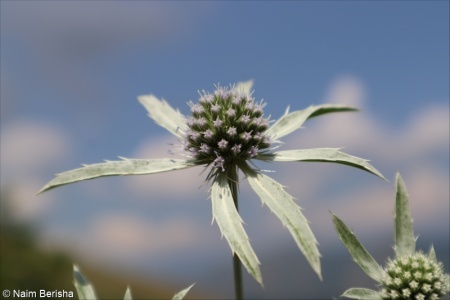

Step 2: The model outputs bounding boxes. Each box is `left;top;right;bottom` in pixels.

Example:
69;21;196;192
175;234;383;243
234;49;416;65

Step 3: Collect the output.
73;265;194;300
39;80;384;288
332;173;449;299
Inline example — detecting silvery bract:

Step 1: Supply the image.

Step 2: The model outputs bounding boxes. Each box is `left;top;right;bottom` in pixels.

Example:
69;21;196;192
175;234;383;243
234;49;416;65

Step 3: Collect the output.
332;173;450;299
40;81;384;285
73;265;97;300
73;265;194;300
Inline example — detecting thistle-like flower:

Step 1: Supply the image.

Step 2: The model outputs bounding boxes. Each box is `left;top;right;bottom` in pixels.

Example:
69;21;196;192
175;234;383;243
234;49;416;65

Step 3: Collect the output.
39;80;384;285
332;173;449;299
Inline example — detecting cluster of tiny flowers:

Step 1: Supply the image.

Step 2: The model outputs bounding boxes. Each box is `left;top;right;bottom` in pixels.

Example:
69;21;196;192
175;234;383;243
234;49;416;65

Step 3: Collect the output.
380;252;449;300
183;85;271;171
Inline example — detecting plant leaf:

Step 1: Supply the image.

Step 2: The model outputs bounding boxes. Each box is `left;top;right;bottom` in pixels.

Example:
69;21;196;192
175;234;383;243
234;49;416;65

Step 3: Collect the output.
394;173;415;258
266;104;357;139
123;286;132;300
138;94;186;139
234;79;254;95
211;174;263;285
73;264;97;300
428;244;436;261
172;283;195;300
342;288;381;299
264;148;385;180
39;158;195;193
331;214;384;282
247;173;322;279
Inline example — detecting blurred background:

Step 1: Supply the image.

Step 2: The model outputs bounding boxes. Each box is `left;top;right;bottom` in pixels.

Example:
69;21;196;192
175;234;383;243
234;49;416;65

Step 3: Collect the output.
1;1;448;299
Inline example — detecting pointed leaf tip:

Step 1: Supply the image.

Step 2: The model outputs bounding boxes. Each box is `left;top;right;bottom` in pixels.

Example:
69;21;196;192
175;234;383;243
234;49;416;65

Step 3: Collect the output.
342;288;381;299
138;94;186;138
38;158;195;193
428;244;436;261
332;214;384;282
267;148;385;180
123;286;133;300
234;80;254;95
267;104;358;139
248;173;322;279
73;264;97;300
394;172;415;257
172;283;195;300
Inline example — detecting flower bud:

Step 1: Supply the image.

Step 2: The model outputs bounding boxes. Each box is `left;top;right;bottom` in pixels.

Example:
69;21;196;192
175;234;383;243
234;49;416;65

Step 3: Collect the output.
381;252;449;299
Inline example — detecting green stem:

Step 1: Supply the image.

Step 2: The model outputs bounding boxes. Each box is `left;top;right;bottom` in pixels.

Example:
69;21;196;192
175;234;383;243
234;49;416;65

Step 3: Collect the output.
228;165;243;300
233;249;243;300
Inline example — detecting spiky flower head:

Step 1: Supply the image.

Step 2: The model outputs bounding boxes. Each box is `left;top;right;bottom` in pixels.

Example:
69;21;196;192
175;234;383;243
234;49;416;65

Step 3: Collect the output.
184;85;271;177
380;252;449;300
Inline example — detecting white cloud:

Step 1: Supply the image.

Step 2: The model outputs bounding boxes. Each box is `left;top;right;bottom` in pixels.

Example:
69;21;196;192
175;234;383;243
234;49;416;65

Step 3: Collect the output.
403;167;450;222
324;76;367;108
401;105;449;159
40;211;220;273
1;120;72;220
1;120;71;177
5;179;58;222
87;214;201;257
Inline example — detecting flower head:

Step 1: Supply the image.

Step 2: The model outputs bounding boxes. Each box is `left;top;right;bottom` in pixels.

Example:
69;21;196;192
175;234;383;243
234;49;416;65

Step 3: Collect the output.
39;80;384;286
182;85;272;179
332;173;449;299
380;252;449;300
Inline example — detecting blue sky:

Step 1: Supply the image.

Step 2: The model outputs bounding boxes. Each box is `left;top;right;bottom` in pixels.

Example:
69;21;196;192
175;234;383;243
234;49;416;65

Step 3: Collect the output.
1;1;449;298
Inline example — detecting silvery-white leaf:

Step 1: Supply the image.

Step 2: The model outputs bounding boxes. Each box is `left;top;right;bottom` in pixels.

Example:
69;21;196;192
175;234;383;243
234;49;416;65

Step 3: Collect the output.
247;173;322;279
394;173;415;258
342;288;382;299
73;265;97;300
172;283;195;300
234;80;254;95
39;158;195;193
138;94;186;138
123;286;132;300
332;214;384;282
267;104;357;139
429;245;436;261
211;174;263;285
265;148;385;180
